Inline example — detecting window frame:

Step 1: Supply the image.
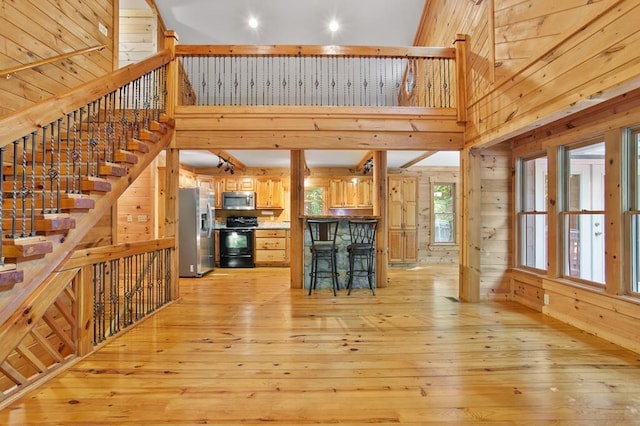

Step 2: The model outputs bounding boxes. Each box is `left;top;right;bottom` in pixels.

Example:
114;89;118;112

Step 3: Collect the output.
515;153;548;273
560;137;606;287
627;127;640;296
431;182;457;245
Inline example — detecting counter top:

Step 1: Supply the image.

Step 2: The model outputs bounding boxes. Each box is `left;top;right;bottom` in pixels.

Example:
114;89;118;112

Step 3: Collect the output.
215;222;290;230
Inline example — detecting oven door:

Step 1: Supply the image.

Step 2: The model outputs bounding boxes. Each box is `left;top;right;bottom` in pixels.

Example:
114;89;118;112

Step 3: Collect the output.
219;229;255;268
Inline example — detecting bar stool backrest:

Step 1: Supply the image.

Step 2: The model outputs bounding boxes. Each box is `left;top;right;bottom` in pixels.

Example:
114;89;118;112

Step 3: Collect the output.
348;219;377;246
307;219;339;248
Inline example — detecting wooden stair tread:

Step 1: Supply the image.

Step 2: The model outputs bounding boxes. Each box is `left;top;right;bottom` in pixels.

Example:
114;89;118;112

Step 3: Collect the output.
1;193;95;211
3;214;76;233
2;236;54;258
0;268;24;292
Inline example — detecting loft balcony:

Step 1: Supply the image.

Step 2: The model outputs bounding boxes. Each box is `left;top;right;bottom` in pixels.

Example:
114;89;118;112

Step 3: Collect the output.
172;44;467;151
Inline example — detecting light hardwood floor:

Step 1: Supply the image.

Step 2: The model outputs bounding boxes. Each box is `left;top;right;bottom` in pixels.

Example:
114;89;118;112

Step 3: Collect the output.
2;265;640;424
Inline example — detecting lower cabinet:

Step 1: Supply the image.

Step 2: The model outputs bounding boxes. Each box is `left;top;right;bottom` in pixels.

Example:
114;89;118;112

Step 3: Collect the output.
255;229;289;266
388;230;417;263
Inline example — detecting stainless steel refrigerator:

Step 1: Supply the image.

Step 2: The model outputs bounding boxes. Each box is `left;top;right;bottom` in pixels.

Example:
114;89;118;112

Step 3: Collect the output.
179;187;215;277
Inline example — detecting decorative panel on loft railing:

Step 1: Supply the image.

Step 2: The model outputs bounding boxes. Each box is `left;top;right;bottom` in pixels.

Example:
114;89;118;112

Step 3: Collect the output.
176;45;457;108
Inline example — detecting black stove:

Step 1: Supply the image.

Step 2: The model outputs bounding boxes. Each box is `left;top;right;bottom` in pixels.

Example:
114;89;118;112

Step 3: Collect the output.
226;216;258;229
220;216;257;268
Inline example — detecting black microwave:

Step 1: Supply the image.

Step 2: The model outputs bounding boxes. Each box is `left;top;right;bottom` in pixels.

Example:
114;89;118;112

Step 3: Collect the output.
222;191;256;210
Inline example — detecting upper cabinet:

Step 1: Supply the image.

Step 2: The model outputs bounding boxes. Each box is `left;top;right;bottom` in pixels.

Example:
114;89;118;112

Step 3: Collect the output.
256;177;285;209
329;177;372;209
224;177;255;192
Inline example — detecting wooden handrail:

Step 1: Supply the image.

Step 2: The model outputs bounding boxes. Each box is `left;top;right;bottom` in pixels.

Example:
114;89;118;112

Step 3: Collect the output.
1;45;106;78
176;44;456;58
0;49;173;147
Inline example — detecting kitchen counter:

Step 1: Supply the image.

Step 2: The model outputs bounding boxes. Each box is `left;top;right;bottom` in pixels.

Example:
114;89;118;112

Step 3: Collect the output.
214;222;290;229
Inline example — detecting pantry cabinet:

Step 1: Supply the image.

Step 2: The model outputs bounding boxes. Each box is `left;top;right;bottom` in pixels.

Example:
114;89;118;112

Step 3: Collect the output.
388;176;418;263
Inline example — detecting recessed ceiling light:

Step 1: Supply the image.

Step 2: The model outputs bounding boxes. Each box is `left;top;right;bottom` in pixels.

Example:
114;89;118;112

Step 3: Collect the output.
329;20;339;32
248;17;258;29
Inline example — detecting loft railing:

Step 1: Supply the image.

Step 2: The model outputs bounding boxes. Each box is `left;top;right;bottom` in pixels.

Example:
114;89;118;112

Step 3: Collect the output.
176;45;458;108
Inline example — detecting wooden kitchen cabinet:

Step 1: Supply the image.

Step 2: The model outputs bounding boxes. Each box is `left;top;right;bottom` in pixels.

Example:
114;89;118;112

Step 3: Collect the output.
329;177;373;209
388;176;418;263
255;177;285;209
254;229;289;266
213;178;225;209
224;177;254;192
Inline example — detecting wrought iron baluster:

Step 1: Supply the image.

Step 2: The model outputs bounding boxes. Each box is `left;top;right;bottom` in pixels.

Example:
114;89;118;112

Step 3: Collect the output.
40;124;48;215
93;262;106;345
10;139;19;238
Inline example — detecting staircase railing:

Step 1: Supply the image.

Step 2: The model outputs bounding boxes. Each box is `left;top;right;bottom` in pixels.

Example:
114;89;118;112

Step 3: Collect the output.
0;48;174;326
0;238;175;405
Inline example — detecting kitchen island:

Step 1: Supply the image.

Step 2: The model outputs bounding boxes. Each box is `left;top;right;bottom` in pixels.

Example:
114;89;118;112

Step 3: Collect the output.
303;216;379;293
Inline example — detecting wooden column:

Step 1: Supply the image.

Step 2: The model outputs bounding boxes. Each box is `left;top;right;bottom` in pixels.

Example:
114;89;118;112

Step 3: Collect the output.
459;147;481;302
604;129;623;295
290;150;303;289
165;148;180;299
546;146;560;278
374;151;388;288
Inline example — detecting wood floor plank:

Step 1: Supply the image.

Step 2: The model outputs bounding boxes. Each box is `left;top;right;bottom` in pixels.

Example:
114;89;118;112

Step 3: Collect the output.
1;265;640;424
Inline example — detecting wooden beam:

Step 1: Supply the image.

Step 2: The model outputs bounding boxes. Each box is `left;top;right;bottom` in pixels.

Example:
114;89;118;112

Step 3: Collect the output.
399;151;436;169
209;150;247;172
175;131;464;151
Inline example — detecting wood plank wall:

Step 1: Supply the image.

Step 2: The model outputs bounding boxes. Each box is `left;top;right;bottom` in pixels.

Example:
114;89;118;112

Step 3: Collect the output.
119;9;157;68
478;143;512;300
0;0;115;116
116;164;156;243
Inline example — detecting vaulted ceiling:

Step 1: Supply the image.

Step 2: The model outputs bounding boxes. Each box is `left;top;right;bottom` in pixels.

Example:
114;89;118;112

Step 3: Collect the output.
122;0;459;169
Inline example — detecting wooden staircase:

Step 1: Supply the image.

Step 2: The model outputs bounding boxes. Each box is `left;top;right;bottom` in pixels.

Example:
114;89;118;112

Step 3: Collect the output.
0;114;173;289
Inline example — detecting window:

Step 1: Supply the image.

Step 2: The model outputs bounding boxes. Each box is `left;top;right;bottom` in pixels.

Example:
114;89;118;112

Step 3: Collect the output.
629;128;640;294
432;183;455;243
563;140;606;284
304;186;325;216
517;155;548;271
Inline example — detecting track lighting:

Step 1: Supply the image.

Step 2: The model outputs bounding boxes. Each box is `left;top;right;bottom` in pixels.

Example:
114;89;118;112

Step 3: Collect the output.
217;154;235;175
362;157;374;175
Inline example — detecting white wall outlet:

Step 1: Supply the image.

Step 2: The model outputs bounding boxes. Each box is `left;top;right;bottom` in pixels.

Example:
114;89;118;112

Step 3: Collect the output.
190;265;194;272
98;22;108;36
138;214;148;223
543;294;550;305
126;214;133;223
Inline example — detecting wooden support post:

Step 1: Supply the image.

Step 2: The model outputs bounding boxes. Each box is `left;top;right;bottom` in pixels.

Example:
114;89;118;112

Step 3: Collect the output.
374;151;388;288
546;146;560;278
454;34;468;124
459;147;481;302
75;266;94;356
165;148;180;299
290;150;303;289
604;129;623;295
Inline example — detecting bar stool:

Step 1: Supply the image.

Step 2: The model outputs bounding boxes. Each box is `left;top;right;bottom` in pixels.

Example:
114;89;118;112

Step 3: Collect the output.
307;219;340;296
346;219;378;295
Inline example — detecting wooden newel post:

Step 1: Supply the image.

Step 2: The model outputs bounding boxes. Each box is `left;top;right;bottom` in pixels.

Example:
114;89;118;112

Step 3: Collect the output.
164;31;179;119
454;34;468;124
76;265;95;356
